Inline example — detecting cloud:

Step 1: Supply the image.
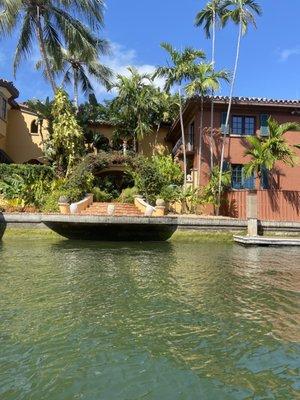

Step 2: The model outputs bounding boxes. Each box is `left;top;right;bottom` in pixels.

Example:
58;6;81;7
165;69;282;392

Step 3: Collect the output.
278;47;300;62
93;42;166;97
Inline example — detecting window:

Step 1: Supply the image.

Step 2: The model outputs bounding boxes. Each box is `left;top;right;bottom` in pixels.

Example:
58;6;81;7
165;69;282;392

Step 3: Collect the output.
0;96;7;120
30;120;39;134
187;121;194;150
231;115;255;135
232;164;254;189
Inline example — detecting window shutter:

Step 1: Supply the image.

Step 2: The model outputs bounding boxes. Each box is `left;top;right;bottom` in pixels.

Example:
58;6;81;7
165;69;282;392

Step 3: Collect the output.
260;114;269;137
261;166;269;189
222;161;230;171
221;112;229;135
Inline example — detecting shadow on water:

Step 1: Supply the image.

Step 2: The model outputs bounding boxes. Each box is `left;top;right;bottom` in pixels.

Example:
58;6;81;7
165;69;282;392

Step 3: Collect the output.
0;236;300;399
44;221;177;241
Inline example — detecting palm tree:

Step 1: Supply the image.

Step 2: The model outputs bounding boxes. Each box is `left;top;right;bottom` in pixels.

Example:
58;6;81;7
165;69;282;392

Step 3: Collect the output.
154;43;205;186
195;0;228;170
186;63;229;186
0;0;105;93
109;67;159;153
244;118;300;186
36;45;113;108
217;0;262;212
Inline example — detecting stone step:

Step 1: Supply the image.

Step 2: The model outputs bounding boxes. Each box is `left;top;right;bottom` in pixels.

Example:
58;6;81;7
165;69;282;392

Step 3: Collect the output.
81;202;143;216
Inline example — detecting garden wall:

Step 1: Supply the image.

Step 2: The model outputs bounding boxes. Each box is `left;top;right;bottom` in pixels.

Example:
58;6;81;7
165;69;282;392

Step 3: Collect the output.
221;190;300;222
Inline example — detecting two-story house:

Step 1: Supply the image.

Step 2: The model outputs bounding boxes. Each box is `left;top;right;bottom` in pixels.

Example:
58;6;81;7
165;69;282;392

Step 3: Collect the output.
169;96;300;191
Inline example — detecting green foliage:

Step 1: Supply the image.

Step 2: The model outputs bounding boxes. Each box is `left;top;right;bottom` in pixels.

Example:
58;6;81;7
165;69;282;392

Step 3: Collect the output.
244;118;299;179
0;164;54;182
201;166;232;206
36;47;113;107
159;185;182;203
195;0;229;38
0;164;54;208
117;187;138;204
50;89;85;174
154;43;206;92
0;0;104;92
129;155;184;205
109;67;179;151
92;187;113;202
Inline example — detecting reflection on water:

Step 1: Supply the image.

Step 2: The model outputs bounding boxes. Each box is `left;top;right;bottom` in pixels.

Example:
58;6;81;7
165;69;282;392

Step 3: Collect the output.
0;237;299;399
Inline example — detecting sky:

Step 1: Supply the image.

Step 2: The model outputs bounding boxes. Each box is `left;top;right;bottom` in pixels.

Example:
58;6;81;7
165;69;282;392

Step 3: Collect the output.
1;0;300;103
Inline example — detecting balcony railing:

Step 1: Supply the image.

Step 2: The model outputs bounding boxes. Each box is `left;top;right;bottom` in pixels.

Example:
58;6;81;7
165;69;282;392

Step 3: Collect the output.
172;138;183;155
172;138;194;155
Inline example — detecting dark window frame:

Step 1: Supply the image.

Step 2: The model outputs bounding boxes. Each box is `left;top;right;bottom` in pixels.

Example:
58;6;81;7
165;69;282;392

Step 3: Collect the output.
0;96;7;121
231;115;256;136
30;119;39;135
188;121;195;148
231;164;255;190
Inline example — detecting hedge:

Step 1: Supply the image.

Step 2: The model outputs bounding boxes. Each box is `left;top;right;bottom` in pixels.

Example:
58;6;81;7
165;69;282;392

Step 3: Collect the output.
0;163;55;183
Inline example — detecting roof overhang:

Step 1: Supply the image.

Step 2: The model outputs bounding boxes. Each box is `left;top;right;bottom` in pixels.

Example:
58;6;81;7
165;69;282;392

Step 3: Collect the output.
169;95;300;139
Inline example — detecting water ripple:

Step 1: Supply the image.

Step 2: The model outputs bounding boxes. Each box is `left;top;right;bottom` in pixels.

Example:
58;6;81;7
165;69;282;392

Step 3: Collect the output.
0;238;299;399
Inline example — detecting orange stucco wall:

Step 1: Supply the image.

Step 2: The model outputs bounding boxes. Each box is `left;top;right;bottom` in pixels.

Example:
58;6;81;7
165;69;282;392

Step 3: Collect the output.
172;102;300;191
5;108;47;163
0;87;11;139
90;124;170;157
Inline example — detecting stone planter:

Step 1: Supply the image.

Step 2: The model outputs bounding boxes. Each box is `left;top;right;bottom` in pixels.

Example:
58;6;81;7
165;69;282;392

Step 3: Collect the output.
156;199;165;207
58;203;70;215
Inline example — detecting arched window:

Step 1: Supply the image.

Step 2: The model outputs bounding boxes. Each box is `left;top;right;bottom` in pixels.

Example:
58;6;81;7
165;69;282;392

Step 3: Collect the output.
30;119;38;134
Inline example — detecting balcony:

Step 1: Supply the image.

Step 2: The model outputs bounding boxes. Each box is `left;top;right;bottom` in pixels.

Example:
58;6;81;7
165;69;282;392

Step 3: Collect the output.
172;138;194;156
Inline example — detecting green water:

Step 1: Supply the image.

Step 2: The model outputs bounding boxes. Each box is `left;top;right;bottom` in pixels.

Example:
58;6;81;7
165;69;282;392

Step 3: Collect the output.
0;235;299;399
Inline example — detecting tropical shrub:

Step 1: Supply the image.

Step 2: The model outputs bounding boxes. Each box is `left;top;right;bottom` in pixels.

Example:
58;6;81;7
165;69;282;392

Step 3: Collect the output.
49;89;84;175
201;166;232;207
129;155;184;205
0;164;54;208
118;187;138;204
159;184;182;203
92;187;113;202
0;164;54;182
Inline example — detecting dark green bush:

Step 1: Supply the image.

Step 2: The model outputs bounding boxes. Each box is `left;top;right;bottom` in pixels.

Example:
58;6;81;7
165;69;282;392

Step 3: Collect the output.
0;164;54;182
92;187;113;202
117;187;138;203
128;155;184;205
0;164;55;207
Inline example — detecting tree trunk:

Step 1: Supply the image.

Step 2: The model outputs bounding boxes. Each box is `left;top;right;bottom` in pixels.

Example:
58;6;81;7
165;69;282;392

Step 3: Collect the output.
35;6;57;94
179;90;187;187
209;9;216;172
217;17;242;214
73;68;79;110
154;123;161;151
198;96;204;186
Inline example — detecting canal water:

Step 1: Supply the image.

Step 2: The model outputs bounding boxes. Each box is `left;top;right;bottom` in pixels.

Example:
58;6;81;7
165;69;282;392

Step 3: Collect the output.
0;235;299;399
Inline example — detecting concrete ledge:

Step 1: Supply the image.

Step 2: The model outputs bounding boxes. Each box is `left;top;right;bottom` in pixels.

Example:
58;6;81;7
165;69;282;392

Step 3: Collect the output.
234;235;300;246
2;213;300;235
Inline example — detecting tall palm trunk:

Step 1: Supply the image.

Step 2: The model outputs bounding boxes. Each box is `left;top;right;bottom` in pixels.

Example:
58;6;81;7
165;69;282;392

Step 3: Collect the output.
217;16;242;214
209;9;216;172
35;6;57;94
179;90;187;187
198;96;204;186
73;68;79;110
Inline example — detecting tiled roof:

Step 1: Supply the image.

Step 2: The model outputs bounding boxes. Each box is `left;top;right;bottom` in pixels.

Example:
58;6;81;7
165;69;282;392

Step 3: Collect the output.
169;95;300;135
0;79;19;99
210;95;300;106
